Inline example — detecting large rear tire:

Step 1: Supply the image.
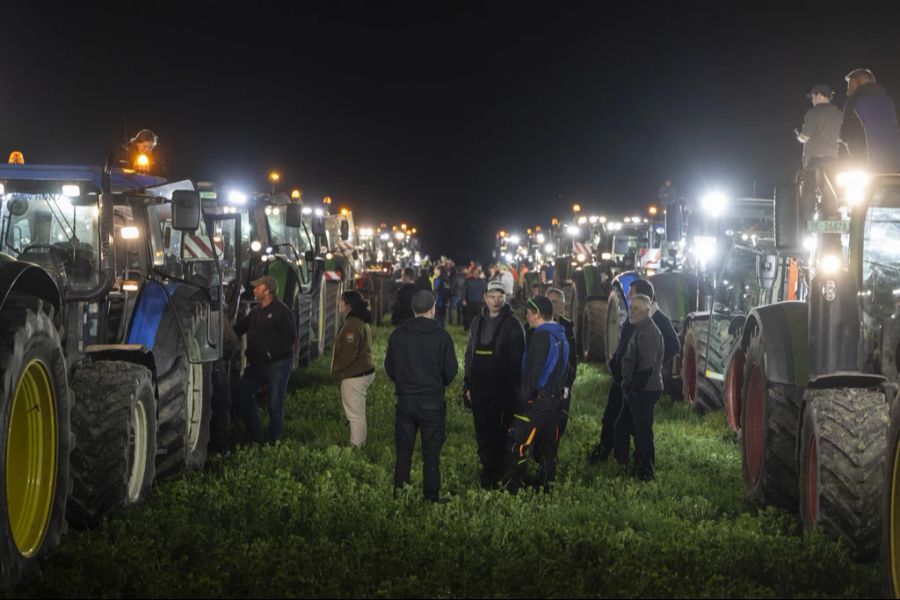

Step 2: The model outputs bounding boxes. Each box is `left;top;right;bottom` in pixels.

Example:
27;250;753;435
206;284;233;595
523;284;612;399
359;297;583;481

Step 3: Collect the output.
724;346;747;433
605;288;627;361
156;313;212;479
0;295;71;588
322;281;342;352
681;319;724;412
799;388;887;560
740;327;801;510
884;391;900;594
69;361;157;528
581;300;607;362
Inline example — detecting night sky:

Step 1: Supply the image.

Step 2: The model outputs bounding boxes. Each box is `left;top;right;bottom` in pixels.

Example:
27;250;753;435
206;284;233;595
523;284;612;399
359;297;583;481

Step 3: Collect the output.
4;3;900;262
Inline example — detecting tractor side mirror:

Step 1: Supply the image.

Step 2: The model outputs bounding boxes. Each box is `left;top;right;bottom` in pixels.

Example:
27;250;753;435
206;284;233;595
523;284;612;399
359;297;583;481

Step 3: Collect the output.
172;190;201;231
757;253;777;291
304;250;315;263
311;214;326;237
286;204;303;228
340;219;350;241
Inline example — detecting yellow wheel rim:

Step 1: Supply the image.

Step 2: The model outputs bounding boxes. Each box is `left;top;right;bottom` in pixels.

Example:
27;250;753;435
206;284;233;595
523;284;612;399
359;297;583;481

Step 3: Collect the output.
891;436;900;597
6;359;57;558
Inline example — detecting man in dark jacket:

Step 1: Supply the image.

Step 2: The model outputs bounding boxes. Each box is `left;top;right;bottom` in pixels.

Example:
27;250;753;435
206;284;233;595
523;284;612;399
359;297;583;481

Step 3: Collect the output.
462;270;487;330
464;280;526;488
391;267;419;327
385;290;458;501
841;68;900;172
504;296;569;493
614;294;664;480
589;278;679;463
234;275;297;444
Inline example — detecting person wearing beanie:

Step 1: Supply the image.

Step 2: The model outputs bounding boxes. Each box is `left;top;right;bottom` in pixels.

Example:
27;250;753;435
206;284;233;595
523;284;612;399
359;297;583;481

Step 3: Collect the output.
463;279;526;488
332;290;376;448
384;290;458;502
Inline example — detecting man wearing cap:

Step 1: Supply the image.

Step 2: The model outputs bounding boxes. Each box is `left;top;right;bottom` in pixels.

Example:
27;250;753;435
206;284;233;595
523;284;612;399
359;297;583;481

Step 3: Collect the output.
385;290;458;502
796;84;842;170
504;296;569;493
234;275;297;444
464;279;526;488
841;68;900;173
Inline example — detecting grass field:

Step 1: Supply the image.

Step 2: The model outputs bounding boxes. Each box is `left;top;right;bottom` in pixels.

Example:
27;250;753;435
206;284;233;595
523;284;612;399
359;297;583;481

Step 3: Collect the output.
6;325;880;598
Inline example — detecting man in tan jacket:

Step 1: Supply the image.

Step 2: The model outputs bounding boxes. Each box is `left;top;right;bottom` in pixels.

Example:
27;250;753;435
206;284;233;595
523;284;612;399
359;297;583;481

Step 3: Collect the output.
332;290;376;448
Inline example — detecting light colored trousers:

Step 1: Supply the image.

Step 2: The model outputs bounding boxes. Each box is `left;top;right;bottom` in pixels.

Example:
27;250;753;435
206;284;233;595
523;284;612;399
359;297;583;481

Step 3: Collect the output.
341;372;376;447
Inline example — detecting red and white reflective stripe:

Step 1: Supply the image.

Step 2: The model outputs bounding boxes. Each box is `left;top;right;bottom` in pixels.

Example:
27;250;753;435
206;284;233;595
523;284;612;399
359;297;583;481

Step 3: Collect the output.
183;234;224;259
336;241;354;252
324;271;342;281
574;242;591;256
640;248;662;268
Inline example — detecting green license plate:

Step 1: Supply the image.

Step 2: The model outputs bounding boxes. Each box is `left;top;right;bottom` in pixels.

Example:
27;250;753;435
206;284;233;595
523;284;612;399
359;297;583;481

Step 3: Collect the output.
807;220;849;233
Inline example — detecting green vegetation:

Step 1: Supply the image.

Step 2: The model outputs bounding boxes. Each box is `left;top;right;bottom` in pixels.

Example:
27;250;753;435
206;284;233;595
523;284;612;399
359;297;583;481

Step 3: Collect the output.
7;326;879;598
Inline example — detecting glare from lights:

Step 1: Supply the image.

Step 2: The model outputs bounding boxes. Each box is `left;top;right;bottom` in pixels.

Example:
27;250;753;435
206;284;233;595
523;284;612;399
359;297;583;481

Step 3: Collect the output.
599;216;607;224
656;227;665;235
536;233;546;244
291;189;302;199
601;252;612;260
624;217;631;223
589;215;598;224
395;232;405;240
649;206;658;216
325;252;333;260
509;235;521;245
0;184;4;195
701;192;728;218
577;216;588;225
387;241;395;248
265;206;272;216
120;226;139;240
544;243;555;253
577;253;587;262
380;233;390;241
268;171;280;183
572;204;581;213
314;208;324;217
835;170;870;206
122;280;140;292
820;254;841;274
566;225;581;237
228;191;247;205
302;207;313;215
62;184;80;197
273;207;280;215
803;235;817;252
250;240;262;252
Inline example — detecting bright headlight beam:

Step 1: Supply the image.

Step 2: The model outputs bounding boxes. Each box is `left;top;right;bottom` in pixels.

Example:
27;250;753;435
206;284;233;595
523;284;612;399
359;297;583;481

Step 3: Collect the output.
228;191;247;205
701;192;728;218
836;170;870;206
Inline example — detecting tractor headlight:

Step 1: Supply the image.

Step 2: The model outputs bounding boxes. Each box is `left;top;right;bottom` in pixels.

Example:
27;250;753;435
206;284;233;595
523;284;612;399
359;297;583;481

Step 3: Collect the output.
250;240;262;252
120;226;140;240
819;254;842;274
228;191;247;205
701;192;728;218
577;253;587;262
601;252;612;260
835;170;870;206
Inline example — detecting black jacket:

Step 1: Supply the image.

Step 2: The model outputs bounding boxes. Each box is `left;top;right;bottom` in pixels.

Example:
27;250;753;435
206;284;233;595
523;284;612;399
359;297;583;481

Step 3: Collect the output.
557;314;578;389
464;304;526;391
391;283;418;326
841;82;900;172
234;299;296;366
385;316;458;399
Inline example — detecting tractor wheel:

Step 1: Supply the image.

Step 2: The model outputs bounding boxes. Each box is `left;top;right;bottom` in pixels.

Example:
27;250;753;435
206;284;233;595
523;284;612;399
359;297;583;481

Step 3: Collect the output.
883;390;900;594
581;300;608;362
0;294;71;588
69;361;156;528
740;328;801;510
323;281;342;352
681;320;724;412
289;285;303;369
799;388;887;560
296;289;313;369
724;346;747;434
156;314;212;479
605;288;627;361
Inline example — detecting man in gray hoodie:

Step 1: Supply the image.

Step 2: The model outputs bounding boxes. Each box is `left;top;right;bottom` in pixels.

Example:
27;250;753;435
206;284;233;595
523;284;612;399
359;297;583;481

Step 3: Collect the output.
614;293;664;481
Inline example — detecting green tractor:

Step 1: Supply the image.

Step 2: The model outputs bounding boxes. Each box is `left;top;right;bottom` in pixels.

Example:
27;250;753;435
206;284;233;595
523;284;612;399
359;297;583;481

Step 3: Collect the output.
0;161;222;586
728;169;897;558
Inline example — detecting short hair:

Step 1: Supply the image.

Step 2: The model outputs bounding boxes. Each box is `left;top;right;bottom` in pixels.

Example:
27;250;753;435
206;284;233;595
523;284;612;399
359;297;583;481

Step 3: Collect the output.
630;278;655;300
412;290;436;315
402;267;415;279
631;294;652;311
341;290;367;313
846;68;876;84
546;287;566;302
527;296;554;320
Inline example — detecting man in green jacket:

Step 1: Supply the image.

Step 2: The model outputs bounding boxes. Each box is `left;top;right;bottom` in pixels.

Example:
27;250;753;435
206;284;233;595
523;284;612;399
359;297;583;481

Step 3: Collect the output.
332;290;376;448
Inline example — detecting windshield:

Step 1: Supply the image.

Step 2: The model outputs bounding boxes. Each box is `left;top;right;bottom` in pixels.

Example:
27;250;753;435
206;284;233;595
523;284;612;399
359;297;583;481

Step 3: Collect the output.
861;205;900;295
1;193;100;290
266;205;309;255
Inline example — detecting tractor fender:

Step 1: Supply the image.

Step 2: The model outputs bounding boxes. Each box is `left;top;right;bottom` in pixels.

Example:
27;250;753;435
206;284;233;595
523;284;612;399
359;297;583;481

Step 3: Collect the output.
648;271;698;330
0;261;61;315
82;344;157;379
610;271;640;310
742;301;809;387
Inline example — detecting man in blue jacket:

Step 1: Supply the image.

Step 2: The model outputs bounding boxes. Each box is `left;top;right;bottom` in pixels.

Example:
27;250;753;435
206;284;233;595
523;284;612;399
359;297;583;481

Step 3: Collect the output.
589;278;679;463
503;296;569;493
841;68;900;173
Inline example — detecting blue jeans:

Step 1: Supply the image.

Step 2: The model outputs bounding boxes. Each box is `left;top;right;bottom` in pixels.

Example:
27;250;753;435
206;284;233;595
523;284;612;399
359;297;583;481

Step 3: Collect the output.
240;357;293;443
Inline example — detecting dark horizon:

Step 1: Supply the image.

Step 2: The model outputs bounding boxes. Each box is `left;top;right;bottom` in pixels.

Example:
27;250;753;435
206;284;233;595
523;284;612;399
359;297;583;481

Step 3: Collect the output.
5;3;900;263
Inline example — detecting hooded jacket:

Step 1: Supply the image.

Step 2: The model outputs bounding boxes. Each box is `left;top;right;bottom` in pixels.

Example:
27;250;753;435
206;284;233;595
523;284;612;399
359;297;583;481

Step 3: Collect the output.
385;316;458;399
841;82;900;172
391;282;419;326
520;321;569;403
331;307;375;380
